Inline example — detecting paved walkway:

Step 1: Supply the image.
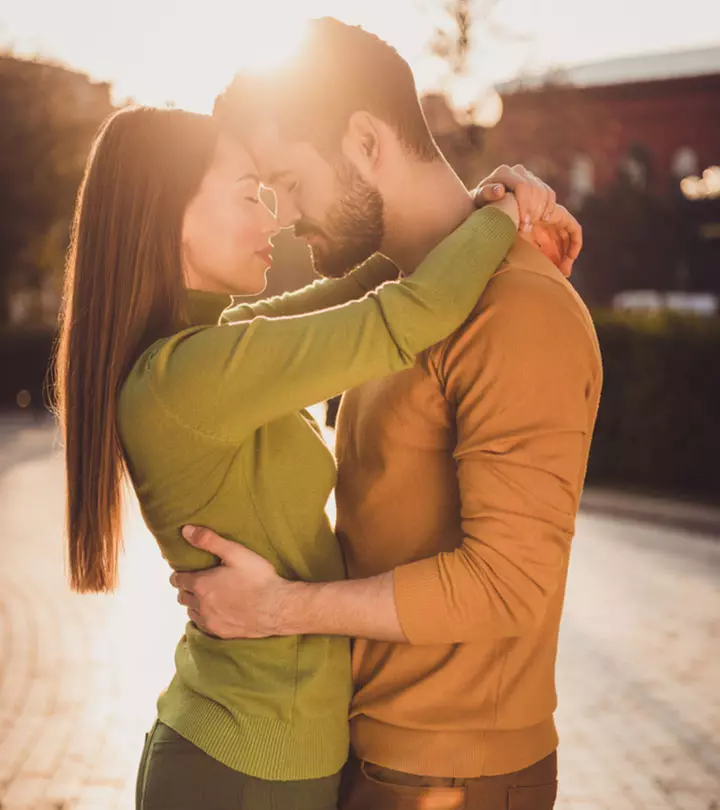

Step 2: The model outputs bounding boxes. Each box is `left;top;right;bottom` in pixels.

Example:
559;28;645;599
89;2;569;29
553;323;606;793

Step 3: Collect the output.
1;416;718;809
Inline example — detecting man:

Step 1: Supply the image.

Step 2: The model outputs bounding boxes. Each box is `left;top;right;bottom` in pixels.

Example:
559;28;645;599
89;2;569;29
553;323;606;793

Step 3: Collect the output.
173;18;602;809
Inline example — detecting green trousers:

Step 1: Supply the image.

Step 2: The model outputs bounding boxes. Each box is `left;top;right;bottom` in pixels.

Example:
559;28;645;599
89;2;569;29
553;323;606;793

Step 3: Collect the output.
136;721;341;810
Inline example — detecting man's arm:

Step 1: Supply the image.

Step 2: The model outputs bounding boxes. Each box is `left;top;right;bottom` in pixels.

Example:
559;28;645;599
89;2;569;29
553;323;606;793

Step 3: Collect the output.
390;269;600;644
174;267;601;642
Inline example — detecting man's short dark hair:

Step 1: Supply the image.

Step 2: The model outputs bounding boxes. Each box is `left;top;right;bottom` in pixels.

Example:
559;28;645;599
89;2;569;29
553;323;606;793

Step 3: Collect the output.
214;17;439;162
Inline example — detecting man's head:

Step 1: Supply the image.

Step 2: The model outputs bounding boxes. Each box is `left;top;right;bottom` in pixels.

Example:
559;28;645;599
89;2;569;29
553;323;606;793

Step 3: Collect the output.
213;17;440;277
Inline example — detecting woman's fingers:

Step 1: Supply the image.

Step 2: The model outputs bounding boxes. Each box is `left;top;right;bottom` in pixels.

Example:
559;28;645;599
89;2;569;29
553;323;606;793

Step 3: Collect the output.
511;165;549;230
479;165;567;248
546;204;583;274
470;182;506;207
541;182;557;222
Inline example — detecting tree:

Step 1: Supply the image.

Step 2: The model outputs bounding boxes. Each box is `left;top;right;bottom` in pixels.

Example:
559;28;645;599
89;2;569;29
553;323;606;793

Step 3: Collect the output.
429;0;510;77
416;1;530;184
573;176;685;307
0;55;113;326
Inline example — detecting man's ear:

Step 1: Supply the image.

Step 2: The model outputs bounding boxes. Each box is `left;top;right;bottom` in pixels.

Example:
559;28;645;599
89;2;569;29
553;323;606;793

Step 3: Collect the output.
342;111;382;176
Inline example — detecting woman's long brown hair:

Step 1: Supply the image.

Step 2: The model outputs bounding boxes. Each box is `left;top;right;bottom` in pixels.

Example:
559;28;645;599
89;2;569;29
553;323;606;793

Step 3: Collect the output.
54;106;218;592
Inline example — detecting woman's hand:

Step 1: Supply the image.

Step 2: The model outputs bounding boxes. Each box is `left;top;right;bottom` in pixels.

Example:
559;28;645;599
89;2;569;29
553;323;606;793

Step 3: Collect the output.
473;164;556;227
472;164;582;276
523;204;583;277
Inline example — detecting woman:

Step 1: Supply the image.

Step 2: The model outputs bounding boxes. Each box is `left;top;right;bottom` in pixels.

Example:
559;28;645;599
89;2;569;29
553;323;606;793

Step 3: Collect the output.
55;105;537;809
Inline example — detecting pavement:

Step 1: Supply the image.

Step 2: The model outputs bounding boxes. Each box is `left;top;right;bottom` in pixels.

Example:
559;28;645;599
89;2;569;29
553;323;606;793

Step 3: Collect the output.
0;413;719;809
580;488;720;539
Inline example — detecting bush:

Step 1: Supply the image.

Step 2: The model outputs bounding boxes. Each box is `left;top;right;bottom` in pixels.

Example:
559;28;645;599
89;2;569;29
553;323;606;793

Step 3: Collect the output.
1;314;718;501
588;312;720;500
0;329;55;410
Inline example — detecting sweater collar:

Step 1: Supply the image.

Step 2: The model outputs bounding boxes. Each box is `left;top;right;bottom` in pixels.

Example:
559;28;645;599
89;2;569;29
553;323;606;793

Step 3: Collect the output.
182;289;233;328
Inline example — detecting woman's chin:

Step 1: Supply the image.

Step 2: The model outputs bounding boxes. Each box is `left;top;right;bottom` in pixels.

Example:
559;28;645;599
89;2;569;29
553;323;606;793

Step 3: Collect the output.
231;268;269;297
252;269;269;295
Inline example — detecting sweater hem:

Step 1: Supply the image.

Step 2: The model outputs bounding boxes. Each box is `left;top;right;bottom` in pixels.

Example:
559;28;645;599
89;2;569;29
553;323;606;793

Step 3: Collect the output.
350;715;558;778
157;680;349;781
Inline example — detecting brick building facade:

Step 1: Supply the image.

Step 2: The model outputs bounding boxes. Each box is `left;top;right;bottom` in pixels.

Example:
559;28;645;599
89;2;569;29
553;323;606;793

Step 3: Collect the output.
488;47;720;206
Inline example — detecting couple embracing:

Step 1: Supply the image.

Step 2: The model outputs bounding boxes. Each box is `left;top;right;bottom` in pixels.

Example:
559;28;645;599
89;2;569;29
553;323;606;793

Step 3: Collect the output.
56;17;602;810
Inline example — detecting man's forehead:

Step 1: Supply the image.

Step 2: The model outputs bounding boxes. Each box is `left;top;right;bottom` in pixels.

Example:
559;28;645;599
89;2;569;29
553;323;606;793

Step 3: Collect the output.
244;120;329;188
245;121;296;183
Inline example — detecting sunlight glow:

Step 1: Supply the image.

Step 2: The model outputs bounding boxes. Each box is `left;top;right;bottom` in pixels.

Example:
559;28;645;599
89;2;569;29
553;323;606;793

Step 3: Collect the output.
0;0;436;114
137;5;314;113
2;0;719;115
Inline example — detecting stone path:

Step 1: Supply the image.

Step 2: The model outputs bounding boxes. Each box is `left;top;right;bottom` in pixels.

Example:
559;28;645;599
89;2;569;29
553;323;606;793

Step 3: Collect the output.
1;416;718;809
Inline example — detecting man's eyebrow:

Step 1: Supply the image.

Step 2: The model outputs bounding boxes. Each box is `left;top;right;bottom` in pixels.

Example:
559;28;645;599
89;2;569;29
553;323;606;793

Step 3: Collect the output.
265;169;292;185
237;173;260;184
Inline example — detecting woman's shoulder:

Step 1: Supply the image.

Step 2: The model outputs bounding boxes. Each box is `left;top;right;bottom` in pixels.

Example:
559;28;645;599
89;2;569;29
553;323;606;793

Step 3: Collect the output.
117;334;177;438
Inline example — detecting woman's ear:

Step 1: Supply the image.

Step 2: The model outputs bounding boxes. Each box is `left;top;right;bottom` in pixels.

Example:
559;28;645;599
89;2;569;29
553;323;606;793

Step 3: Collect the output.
342;111;382;176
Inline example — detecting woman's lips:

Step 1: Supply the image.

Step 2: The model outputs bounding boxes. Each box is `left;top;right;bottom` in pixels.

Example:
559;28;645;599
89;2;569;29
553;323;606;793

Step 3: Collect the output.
255;248;273;265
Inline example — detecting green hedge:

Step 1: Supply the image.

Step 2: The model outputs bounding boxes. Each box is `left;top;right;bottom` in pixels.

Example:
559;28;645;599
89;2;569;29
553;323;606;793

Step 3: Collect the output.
588;312;720;500
1;315;719;499
0;330;55;411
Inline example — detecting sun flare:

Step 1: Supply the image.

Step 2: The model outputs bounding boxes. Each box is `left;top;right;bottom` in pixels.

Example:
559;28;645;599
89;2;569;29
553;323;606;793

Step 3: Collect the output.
158;8;311;114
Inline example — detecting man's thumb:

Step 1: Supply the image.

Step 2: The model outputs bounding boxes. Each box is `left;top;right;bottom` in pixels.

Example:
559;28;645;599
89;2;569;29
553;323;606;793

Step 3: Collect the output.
182;525;231;558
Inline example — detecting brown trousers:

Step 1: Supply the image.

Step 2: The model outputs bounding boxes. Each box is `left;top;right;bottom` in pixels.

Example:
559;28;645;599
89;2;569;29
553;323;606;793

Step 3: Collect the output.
338;752;557;810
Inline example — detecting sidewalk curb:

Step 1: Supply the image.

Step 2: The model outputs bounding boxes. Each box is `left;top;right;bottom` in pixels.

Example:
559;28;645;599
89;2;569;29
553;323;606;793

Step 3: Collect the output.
580;487;720;538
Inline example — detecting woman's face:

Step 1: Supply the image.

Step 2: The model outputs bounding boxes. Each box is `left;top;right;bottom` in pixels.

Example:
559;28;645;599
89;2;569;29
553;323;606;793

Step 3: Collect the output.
182;133;279;296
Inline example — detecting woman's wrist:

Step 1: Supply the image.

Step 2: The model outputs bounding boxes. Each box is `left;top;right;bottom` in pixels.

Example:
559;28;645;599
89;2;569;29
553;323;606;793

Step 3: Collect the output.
488;192;520;229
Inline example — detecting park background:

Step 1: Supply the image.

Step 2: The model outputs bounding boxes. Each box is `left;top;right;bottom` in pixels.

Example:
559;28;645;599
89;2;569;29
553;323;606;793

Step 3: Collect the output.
0;1;719;809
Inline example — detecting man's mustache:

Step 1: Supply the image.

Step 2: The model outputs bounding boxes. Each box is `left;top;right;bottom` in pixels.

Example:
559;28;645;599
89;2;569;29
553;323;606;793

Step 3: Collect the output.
294;221;326;240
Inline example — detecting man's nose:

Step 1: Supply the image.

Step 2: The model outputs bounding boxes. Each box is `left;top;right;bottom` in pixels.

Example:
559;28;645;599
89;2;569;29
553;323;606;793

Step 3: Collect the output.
275;194;301;230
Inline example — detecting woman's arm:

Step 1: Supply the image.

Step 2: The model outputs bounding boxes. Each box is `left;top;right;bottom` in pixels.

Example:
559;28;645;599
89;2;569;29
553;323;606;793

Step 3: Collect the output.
224;254;398;322
130;205;517;442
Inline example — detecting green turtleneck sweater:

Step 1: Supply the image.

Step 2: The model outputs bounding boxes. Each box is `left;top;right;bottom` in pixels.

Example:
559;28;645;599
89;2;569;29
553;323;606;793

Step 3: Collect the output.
117;207;516;781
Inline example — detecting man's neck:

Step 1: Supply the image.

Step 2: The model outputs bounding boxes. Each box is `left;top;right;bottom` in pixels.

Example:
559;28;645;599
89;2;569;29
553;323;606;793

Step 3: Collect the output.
380;157;475;275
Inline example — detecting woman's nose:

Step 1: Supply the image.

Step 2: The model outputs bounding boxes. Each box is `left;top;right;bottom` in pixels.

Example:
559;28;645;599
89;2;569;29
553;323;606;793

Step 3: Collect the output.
262;205;281;239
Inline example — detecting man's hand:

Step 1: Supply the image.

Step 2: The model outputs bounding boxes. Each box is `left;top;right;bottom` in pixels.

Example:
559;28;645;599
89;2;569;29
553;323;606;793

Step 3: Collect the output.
170;526;290;639
472;164;582;277
171;525;406;642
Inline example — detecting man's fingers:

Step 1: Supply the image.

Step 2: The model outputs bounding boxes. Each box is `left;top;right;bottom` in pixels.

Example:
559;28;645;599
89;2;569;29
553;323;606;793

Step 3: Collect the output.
177;588;200;610
170;571;195;591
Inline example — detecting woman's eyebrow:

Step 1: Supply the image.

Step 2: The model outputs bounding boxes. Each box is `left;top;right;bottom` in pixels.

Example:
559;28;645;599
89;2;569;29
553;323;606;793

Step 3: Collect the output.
236;173;260;184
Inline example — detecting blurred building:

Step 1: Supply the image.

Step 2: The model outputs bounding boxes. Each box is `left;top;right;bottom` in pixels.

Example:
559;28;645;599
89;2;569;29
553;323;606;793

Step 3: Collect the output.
0;56;113;328
492;46;720;205
0;55;113;119
476;47;720;306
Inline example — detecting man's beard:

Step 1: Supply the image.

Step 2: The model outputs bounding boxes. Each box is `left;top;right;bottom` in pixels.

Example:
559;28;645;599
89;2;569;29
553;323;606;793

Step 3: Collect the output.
296;160;385;279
